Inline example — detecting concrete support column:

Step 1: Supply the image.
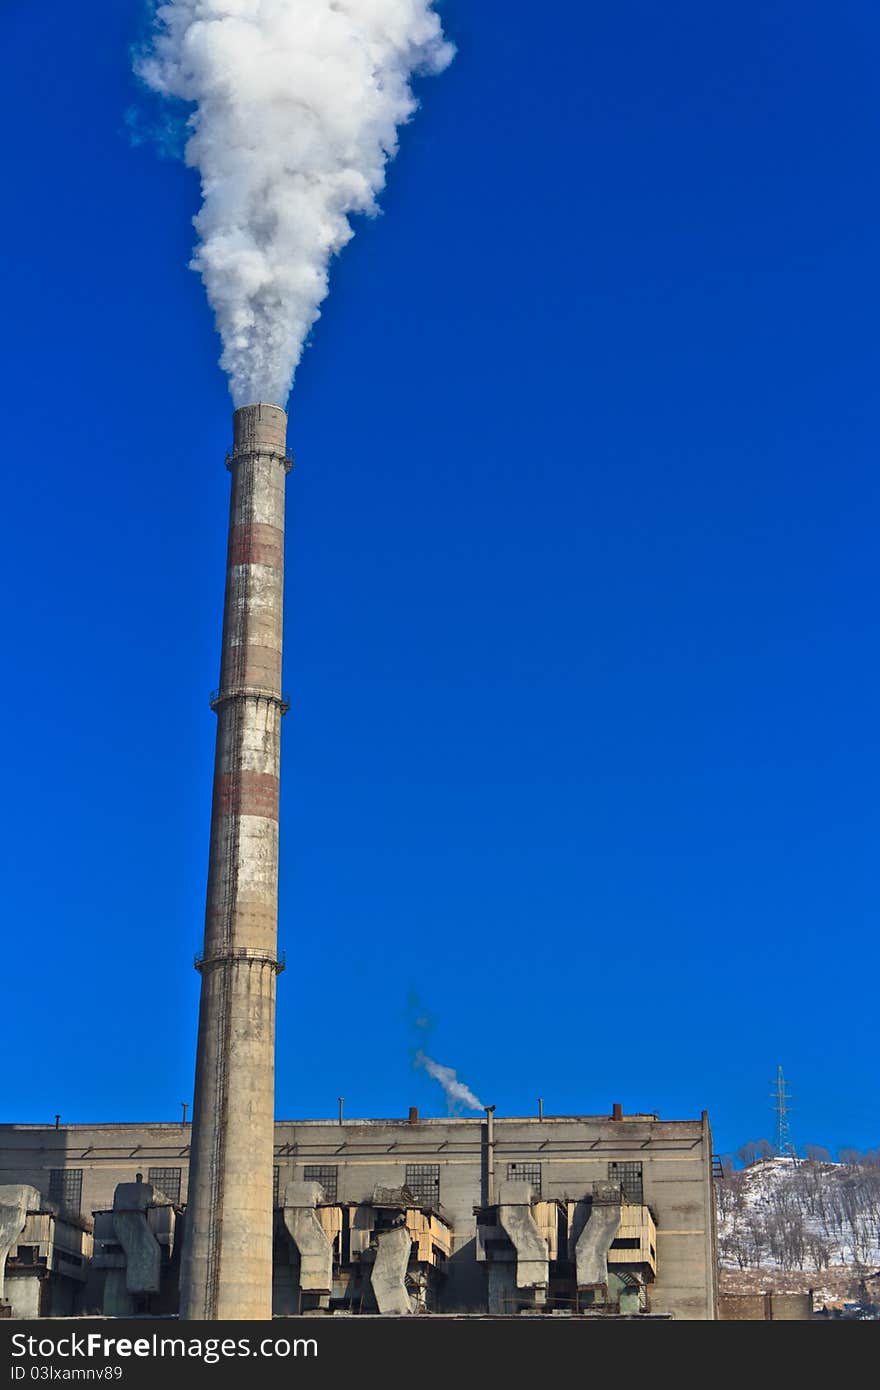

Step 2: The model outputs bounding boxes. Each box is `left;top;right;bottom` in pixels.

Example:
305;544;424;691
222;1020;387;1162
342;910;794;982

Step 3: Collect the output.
0;1186;40;1304
180;404;291;1321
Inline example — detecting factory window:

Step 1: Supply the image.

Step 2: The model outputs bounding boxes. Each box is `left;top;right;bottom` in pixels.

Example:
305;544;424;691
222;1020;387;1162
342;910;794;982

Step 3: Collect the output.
273;1167;280;1207
48;1169;83;1216
405;1165;440;1207
610;1238;640;1250
507;1162;542;1196
607;1161;643;1203
303;1166;338;1202
147;1168;181;1204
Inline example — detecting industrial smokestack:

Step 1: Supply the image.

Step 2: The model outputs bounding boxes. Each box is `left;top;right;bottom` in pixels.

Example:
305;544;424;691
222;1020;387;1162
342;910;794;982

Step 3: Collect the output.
180;403;291;1321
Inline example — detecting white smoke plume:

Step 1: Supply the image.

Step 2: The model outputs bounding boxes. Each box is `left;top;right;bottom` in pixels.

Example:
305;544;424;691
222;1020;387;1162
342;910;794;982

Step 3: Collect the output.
415;1050;484;1112
135;1;454;407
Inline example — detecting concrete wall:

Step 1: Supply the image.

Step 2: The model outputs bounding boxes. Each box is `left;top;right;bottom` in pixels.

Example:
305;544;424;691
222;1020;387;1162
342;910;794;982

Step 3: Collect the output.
5;1272;43;1319
0;1111;717;1320
0;1124;193;1218
769;1293;813;1321
718;1292;813;1321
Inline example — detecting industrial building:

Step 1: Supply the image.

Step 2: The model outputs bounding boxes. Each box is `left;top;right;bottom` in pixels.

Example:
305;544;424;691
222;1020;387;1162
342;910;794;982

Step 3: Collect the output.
0;1106;718;1319
0;406;719;1323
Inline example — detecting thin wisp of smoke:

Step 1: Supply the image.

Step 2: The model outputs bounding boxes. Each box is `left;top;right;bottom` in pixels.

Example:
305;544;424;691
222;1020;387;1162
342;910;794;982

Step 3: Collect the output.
135;1;453;407
415;1050;484;1112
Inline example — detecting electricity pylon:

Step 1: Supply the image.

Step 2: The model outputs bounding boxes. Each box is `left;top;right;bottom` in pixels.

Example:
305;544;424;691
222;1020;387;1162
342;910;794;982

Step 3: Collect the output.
771;1064;795;1158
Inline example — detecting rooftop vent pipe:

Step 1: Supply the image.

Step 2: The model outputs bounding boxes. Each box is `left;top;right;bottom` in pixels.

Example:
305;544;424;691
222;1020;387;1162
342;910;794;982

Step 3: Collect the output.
485;1105;496;1206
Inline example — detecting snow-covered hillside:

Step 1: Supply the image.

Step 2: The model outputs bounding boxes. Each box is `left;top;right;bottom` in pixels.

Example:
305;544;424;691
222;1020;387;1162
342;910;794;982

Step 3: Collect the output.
716;1157;880;1271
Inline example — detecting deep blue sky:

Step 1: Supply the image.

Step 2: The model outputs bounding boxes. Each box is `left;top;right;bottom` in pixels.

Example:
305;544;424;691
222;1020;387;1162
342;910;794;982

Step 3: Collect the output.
3;1;878;1162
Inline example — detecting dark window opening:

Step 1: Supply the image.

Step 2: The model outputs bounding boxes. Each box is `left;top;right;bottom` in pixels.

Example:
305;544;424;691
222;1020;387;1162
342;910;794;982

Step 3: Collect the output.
303;1165;338;1202
147;1168;182;1204
405;1164;440;1206
374;1209;404;1233
48;1169;83;1216
610;1237;640;1249
607;1161;643;1203
507;1162;542;1196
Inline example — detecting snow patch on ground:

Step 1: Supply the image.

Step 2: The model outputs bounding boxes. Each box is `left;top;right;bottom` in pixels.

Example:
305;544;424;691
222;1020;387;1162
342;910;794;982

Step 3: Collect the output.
716;1157;880;1272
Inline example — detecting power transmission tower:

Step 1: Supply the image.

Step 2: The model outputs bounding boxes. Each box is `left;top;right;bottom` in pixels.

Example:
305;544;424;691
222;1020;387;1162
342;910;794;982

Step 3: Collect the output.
771;1064;795;1158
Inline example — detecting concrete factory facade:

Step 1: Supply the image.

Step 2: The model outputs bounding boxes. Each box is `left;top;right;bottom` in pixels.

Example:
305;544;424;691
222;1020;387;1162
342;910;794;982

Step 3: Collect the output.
0;1108;718;1319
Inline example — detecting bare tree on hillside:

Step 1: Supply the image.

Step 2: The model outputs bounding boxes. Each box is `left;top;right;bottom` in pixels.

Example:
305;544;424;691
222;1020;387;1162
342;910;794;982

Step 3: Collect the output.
804;1144;833;1163
764;1189;806;1270
839;1148;863;1166
715;1169;747;1221
745;1214;768;1266
795;1159;831;1223
805;1231;833;1272
737;1138;774;1168
719;1230;749;1270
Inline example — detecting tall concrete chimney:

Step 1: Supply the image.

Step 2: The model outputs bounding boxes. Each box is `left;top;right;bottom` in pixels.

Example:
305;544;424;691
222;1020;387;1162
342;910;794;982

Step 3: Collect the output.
180;403;292;1320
